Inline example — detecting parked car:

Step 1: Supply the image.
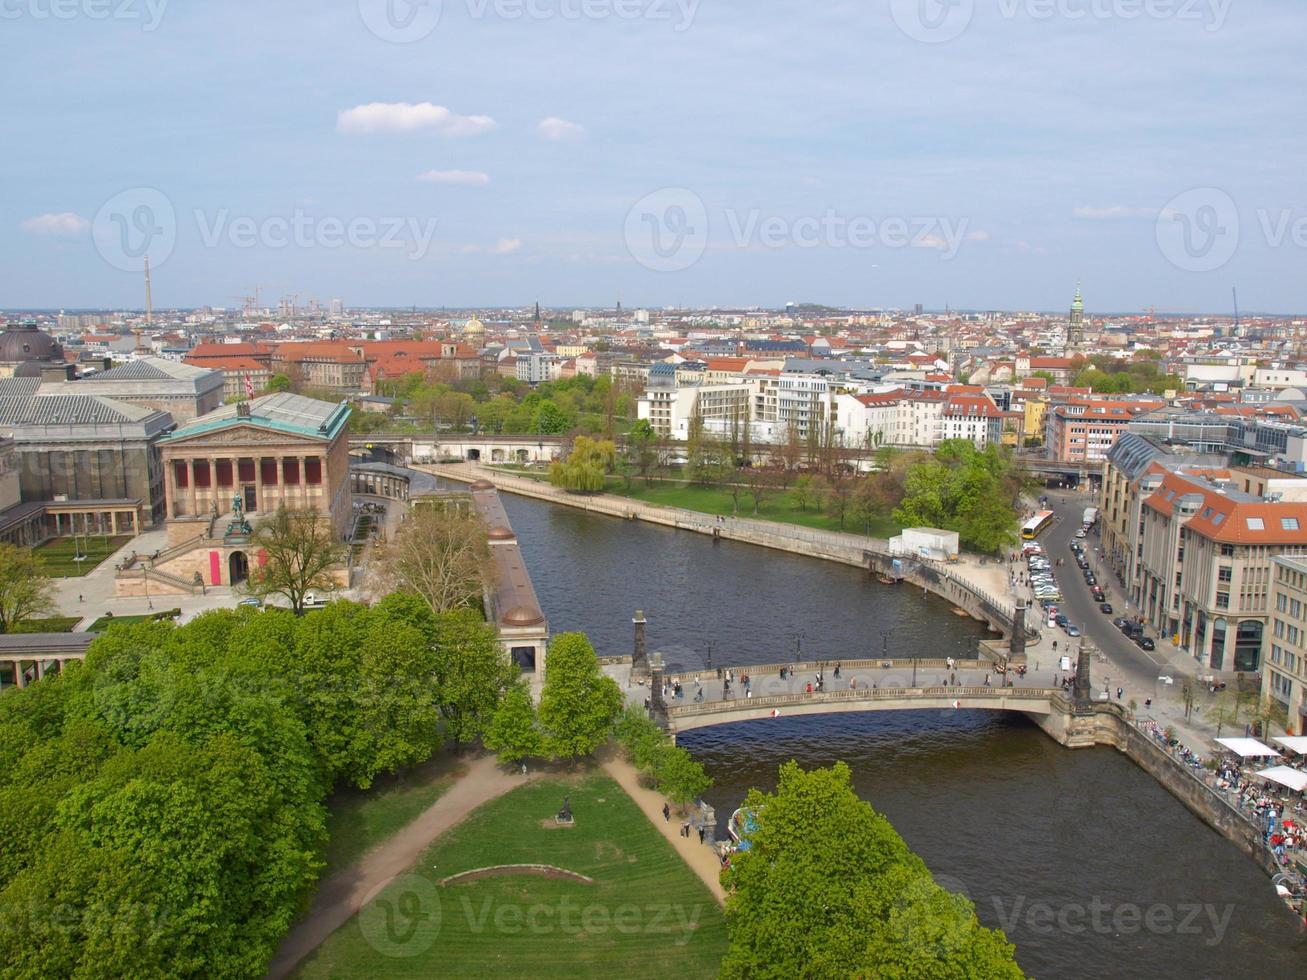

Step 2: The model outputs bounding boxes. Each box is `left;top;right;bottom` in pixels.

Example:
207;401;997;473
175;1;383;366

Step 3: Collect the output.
237;597;263;608
1075;528;1087;538
1055;614;1069;628
1084;574;1097;587
1066;625;1082;637
1136;636;1156;651
1100;602;1113;614
1112;617;1127;630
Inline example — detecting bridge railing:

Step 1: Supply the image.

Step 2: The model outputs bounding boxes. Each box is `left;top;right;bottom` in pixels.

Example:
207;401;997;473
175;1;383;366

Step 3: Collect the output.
665;686;1061;719
663;659;995;685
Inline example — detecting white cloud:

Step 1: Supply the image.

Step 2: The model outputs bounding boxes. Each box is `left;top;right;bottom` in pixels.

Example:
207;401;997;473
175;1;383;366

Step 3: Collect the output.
461;238;523;255
1073;205;1158;220
22;212;89;236
417;169;491;186
536;117;585;142
337;102;497;137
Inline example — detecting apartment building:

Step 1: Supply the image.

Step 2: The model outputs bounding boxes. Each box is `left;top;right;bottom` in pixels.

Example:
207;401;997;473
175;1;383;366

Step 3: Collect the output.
1136;470;1307;671
1264;554;1307;735
1046;398;1163;464
637;383;753;438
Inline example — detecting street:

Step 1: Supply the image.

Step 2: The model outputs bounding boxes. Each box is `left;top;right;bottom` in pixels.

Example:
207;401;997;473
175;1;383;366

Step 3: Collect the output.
1036;491;1185;702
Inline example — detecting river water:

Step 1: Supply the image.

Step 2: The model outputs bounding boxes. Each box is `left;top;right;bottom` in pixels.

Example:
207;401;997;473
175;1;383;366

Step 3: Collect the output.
501;492;1307;978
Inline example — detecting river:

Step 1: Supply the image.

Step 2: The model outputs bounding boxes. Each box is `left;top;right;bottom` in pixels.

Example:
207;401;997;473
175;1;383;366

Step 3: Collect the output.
500;491;1307;978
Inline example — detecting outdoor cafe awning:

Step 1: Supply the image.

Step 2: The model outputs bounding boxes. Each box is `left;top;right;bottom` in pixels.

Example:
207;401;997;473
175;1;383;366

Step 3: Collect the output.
1254;766;1307;793
1273;736;1307;755
1215;737;1281;758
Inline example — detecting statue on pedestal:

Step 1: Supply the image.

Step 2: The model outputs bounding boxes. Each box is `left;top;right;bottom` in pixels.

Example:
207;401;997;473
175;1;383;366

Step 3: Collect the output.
556;796;573;824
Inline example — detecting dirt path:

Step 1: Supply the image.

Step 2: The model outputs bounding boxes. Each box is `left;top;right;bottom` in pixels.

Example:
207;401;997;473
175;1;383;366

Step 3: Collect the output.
265;753;534;979
599;751;727;905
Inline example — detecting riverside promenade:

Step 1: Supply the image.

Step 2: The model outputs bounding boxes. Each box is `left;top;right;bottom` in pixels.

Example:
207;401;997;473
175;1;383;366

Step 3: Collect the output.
425;462;1036;648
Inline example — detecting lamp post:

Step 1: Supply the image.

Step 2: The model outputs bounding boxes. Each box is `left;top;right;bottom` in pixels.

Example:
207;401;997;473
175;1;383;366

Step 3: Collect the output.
792;631;804;663
705;639;714;670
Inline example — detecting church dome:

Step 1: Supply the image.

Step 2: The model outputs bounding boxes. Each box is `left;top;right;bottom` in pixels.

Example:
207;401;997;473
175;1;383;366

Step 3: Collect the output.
0;322;63;365
463;317;486;336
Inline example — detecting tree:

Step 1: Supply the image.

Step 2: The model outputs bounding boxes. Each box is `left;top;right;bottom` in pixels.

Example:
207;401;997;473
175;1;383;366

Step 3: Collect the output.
267;373;292;393
826;477;853;529
246;508;346;613
484;682;543;763
656;746;711;808
721;762;1023;979
626;419;660;486
791;475;813;512
549;436;616;493
0;544;56;634
537;632;624;759
379;503;492;614
743;467;774;516
432;609;518;745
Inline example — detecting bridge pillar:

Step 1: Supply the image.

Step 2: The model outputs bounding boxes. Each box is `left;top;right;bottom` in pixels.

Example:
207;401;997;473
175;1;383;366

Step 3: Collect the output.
1010;600;1027;659
632;610;649;681
1074;645;1092;709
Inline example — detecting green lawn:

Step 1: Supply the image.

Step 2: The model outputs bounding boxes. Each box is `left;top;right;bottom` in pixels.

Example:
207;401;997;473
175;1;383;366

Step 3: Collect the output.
85;610;181;632
295;773;728;979
320;755;464;879
9;616;81;634
33;536;132;577
491;466;900;539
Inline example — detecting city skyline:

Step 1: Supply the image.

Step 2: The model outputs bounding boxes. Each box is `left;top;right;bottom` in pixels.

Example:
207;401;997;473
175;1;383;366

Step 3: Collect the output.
4;2;1305;312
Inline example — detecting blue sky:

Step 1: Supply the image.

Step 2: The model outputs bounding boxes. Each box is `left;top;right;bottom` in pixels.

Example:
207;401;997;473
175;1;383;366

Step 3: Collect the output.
3;0;1304;313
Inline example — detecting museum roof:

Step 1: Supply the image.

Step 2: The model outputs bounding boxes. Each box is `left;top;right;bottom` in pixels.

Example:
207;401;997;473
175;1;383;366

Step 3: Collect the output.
161;392;351;443
91;357;220;384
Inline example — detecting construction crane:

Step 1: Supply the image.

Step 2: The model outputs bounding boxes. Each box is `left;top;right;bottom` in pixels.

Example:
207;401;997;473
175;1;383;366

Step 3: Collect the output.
1232;286;1240;335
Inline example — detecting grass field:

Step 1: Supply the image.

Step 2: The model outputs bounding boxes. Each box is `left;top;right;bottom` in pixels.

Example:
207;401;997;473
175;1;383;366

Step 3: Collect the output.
33;536;132;577
85;611;180;633
9;616;81;634
295;773;728;979
320;755;464;878
491;466;901;539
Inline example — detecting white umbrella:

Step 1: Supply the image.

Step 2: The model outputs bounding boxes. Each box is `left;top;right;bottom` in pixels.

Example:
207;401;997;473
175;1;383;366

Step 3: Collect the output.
1254;766;1307;793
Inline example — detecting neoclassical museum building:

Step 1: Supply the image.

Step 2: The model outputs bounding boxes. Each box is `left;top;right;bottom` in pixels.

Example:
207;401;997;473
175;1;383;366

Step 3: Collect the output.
115;393;352;595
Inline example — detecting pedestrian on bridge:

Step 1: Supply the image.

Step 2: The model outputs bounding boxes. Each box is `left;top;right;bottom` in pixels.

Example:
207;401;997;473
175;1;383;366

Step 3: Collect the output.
834;662;842;679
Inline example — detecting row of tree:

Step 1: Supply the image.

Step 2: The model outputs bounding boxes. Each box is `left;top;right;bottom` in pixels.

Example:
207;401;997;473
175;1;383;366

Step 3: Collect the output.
0;597;519;977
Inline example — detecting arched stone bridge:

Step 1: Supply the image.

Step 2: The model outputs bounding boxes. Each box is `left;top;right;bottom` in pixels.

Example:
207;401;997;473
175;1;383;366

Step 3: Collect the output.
643;656;1109;747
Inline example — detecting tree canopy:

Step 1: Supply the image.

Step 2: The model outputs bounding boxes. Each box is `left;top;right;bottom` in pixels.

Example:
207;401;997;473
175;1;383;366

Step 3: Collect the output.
378;502;493;614
0;543;57;633
549;437;616;494
247;507;347;613
893;440;1023;554
537;632;624;758
721;762;1024;979
0;596;515;976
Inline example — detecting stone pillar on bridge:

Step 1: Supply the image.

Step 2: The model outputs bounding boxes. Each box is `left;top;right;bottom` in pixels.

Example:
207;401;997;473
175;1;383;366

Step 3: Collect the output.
1073;645;1092;709
632;609;649;680
1010;601;1027;659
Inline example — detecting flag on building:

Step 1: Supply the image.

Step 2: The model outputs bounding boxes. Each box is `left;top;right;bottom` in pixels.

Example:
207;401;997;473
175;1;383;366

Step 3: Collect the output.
244;373;255;399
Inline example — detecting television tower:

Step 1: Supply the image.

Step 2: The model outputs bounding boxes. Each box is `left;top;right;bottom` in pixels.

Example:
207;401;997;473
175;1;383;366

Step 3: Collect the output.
144;257;154;324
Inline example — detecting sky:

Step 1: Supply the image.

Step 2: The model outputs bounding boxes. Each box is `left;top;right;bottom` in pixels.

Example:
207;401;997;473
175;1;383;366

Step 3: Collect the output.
2;0;1304;313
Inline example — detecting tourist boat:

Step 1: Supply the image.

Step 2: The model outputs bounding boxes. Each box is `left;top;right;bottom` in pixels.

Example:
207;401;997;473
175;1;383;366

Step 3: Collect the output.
727;807;758;851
